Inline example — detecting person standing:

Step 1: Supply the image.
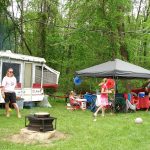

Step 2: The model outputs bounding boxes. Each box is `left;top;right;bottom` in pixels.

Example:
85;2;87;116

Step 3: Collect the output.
145;79;150;98
94;78;112;118
1;68;21;118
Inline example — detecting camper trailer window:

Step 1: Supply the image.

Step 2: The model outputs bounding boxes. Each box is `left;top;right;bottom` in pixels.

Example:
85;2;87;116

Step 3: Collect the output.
2;62;20;82
43;67;57;84
35;66;42;83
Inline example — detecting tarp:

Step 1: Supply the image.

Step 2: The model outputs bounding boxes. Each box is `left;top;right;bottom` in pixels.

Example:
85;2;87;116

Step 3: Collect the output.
76;59;150;79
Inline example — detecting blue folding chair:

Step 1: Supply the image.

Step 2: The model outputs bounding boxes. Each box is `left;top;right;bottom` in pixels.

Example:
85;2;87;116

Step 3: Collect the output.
84;94;97;112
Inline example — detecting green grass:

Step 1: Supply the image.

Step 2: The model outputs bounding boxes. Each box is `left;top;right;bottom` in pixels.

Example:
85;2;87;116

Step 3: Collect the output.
0;99;150;150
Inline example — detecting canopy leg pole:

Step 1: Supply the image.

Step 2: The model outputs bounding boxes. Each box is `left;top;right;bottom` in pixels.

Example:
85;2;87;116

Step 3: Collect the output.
113;77;118;113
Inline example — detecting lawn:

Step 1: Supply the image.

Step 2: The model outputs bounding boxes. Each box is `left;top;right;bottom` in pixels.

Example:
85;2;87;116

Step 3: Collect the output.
0;99;150;150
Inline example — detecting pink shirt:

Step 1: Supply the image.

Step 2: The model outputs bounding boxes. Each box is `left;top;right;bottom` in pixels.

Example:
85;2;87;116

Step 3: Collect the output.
101;84;108;98
69;95;75;104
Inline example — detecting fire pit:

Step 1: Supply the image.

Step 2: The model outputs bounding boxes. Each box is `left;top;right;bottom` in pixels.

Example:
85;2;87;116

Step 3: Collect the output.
25;112;57;132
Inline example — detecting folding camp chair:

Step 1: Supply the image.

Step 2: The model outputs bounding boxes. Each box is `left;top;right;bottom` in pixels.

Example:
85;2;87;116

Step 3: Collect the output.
114;93;126;113
84;94;97;112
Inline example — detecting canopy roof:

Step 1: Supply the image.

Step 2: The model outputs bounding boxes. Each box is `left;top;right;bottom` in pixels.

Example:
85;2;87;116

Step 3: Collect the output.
76;59;150;79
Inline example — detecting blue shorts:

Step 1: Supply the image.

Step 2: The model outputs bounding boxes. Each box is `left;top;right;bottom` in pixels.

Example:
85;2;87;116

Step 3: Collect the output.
4;92;16;104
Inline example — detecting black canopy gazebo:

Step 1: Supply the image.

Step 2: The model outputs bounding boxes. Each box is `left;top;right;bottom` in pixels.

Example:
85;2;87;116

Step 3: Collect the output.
75;59;150;112
76;59;150;79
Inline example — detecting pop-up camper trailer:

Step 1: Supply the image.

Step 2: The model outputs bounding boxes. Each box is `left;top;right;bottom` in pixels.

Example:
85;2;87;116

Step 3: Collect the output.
0;50;60;103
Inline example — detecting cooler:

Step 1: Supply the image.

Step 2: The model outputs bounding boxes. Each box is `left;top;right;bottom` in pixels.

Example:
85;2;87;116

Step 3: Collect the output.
138;92;145;98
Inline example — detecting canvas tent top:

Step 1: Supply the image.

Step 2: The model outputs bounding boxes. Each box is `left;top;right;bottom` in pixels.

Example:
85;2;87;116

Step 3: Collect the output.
76;59;150;79
0;50;46;63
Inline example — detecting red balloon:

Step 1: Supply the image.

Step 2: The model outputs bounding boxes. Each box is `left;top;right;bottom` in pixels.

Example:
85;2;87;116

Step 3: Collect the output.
106;79;115;89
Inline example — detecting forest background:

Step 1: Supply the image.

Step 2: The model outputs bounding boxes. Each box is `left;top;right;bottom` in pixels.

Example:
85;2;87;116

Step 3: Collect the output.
0;0;150;94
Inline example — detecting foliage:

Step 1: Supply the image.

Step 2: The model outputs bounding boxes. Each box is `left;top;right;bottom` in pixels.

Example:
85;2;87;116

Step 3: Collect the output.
0;0;150;92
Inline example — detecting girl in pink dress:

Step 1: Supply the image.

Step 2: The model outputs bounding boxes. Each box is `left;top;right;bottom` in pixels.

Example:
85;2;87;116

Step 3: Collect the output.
100;83;109;106
94;78;112;118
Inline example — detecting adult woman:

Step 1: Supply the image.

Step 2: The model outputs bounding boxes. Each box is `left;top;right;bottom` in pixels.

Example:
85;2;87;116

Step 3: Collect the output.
94;78;112;117
1;68;21;118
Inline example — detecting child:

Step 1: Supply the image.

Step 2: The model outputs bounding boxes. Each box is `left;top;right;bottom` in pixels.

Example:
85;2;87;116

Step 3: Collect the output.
94;78;112;118
69;91;80;108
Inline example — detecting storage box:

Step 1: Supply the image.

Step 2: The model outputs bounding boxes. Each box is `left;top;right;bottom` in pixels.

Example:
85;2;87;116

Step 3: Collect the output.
139;92;145;98
80;101;86;110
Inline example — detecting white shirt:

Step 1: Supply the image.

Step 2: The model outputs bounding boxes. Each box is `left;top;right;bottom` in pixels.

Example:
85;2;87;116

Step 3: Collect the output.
2;76;17;92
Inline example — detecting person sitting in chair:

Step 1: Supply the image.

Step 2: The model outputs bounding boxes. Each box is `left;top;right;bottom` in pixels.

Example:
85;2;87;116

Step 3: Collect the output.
145;79;150;99
145;80;150;111
69;91;80;108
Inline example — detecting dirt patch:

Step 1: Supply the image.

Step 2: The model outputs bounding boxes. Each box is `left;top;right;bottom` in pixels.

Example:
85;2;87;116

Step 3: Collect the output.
7;128;68;145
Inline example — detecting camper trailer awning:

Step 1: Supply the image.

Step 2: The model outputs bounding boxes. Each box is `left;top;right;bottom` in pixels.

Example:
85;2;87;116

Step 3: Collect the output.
0;50;46;63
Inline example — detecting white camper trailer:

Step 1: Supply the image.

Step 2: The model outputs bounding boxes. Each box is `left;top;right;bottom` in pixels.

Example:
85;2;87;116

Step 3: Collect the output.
0;50;60;103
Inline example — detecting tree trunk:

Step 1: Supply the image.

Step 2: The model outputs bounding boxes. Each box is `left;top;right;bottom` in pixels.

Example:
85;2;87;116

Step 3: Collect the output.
117;5;129;60
38;0;47;57
20;0;24;53
117;22;129;60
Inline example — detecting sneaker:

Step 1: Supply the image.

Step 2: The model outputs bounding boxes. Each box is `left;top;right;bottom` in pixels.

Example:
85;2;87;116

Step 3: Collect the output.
93;113;97;117
8;108;12;112
17;113;21;118
6;113;10;117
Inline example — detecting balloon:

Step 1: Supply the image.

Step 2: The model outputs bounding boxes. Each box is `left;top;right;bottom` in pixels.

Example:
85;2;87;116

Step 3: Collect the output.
135;118;143;124
74;76;82;85
106;79;115;89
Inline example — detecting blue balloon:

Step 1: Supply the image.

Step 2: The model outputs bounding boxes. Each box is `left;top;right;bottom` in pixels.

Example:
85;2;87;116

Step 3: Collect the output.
74;76;82;85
